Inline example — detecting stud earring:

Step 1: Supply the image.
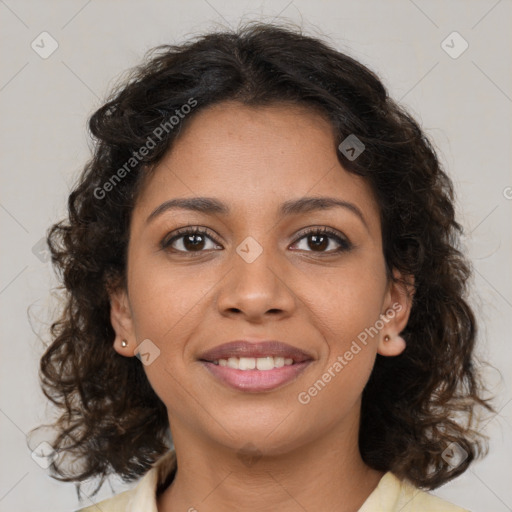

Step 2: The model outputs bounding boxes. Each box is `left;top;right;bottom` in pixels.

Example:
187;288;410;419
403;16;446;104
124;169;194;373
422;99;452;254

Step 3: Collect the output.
121;339;128;347
384;335;390;342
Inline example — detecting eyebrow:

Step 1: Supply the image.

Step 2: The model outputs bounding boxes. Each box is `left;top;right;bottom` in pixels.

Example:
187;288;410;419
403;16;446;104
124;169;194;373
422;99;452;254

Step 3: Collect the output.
146;196;369;231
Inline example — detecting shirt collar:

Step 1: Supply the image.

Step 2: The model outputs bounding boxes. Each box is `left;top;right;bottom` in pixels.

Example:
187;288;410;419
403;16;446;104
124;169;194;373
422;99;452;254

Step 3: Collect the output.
127;449;177;512
125;450;409;512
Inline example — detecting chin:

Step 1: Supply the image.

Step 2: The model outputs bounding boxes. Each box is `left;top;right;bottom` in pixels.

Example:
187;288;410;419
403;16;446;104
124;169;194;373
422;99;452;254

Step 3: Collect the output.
209;419;313;458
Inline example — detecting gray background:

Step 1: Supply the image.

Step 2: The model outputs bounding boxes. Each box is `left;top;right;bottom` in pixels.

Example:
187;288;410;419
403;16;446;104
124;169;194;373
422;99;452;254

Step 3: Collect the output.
1;1;511;511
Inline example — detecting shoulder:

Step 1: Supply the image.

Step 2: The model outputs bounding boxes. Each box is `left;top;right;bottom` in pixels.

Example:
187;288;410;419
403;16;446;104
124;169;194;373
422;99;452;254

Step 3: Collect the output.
396;479;470;512
359;472;470;512
73;449;176;512
74;488;134;512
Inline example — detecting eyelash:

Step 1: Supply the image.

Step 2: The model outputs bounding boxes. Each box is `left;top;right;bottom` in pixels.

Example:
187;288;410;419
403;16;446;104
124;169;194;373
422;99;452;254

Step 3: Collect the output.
160;226;353;256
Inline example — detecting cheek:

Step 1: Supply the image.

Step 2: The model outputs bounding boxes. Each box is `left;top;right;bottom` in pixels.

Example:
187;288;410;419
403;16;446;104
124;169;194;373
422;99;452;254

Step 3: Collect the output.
128;257;212;342
126;262;206;410
296;270;384;420
126;258;220;405
306;262;387;350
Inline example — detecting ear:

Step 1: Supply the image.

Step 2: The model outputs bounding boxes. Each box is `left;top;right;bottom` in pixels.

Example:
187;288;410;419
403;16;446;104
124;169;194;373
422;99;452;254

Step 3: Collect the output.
109;287;137;357
377;269;415;357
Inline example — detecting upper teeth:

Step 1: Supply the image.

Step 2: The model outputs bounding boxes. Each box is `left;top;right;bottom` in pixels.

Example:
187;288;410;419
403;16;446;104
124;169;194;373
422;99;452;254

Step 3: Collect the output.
213;356;294;370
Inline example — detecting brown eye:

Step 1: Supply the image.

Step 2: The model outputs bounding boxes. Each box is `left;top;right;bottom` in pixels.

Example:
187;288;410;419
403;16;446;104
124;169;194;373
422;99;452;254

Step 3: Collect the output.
291;227;352;253
307;233;330;251
161;228;222;254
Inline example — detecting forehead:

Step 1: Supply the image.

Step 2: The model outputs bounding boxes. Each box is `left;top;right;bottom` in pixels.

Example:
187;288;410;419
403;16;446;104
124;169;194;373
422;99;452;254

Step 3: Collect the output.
134;101;380;232
170;100;337;176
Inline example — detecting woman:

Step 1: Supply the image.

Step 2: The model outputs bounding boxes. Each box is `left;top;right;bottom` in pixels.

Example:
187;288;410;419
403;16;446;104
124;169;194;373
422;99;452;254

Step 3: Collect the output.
33;22;493;512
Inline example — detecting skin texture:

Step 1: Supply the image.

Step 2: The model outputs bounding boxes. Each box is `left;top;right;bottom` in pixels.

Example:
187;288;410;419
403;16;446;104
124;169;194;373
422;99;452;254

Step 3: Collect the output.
109;101;414;512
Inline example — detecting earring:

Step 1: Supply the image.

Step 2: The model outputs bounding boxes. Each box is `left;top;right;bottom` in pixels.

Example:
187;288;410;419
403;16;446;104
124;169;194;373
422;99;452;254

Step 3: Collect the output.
121;339;128;347
384;335;390;342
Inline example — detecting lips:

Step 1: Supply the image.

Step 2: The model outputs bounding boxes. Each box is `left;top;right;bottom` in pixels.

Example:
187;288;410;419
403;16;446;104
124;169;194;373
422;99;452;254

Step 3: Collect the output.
197;340;314;364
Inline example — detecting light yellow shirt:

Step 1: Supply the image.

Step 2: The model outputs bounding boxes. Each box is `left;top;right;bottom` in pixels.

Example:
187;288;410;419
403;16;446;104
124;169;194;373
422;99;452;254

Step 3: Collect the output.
75;450;469;512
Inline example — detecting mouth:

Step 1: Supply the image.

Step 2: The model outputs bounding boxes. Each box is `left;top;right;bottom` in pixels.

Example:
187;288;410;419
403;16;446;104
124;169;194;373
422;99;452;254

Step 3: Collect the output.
198;340;314;392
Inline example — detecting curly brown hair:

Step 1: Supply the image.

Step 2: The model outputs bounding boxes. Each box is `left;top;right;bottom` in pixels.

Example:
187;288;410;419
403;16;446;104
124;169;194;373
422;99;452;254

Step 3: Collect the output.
31;22;494;497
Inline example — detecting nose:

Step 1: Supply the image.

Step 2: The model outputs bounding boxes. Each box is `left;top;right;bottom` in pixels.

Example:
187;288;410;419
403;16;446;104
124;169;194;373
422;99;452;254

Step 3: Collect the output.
215;245;296;322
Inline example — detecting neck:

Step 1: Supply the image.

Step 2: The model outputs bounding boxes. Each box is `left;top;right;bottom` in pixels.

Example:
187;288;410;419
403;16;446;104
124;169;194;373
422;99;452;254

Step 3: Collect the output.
157;414;384;512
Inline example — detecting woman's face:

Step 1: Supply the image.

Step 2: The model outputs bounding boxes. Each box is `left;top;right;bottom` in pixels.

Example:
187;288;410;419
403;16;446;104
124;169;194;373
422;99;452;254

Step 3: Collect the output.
111;101;411;455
